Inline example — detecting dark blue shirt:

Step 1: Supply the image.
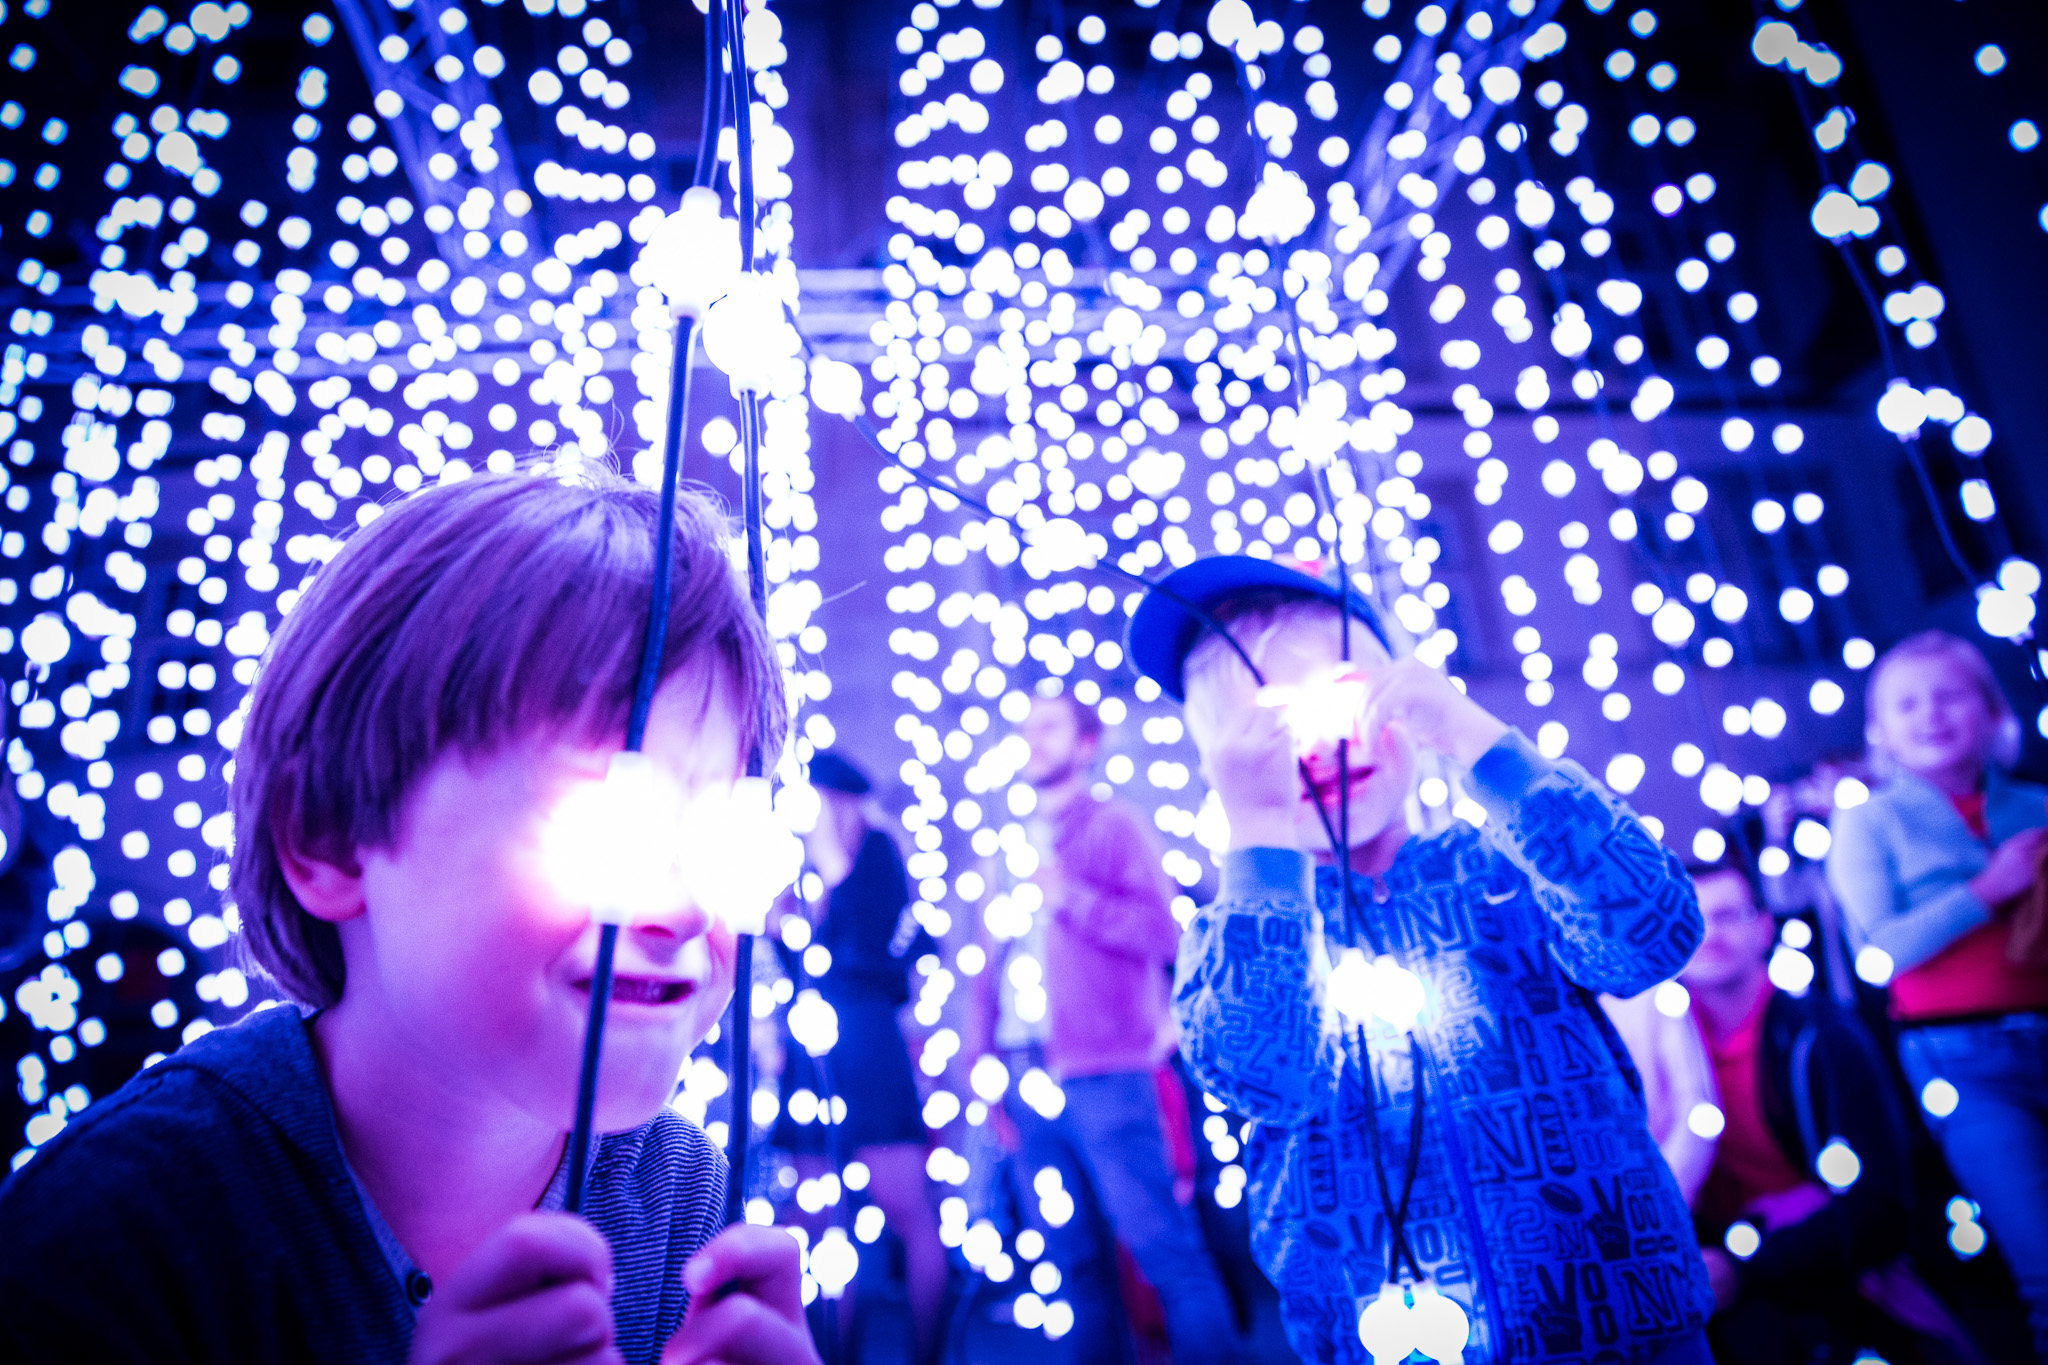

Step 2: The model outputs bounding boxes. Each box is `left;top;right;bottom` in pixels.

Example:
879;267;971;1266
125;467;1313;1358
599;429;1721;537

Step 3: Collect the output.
0;1003;727;1363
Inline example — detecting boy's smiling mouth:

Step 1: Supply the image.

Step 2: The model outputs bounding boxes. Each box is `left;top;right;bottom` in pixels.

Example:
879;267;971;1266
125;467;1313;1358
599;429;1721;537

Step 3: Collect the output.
1305;764;1377;807
577;974;695;1006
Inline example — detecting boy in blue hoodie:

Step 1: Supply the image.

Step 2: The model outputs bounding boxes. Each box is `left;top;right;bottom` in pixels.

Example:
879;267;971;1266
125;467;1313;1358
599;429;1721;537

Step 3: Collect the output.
1127;557;1713;1365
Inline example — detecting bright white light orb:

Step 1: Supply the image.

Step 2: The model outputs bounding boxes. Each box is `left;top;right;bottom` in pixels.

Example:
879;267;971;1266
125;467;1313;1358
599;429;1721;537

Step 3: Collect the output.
1326;948;1427;1032
21;613;72;665
641;187;741;317
808;356;864;417
1687;1102;1726;1139
1976;587;2036;640
540;752;685;925
970;1053;1011;1102
810;1228;859;1298
701;272;798;392
1357;1284;1414;1365
1767;945;1816;996
1920;1077;1959;1118
1952;413;1992;453
1815;1138;1861;1190
789;988;840;1057
1855;945;1895;987
1408;1283;1470;1364
1207;0;1256;46
1724;1221;1761;1259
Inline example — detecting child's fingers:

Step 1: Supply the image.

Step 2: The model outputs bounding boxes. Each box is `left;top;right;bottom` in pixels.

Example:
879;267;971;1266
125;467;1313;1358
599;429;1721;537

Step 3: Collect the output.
662;1292;818;1365
441;1212;614;1312
456;1282;620;1364
413;1279;620;1365
681;1226;804;1323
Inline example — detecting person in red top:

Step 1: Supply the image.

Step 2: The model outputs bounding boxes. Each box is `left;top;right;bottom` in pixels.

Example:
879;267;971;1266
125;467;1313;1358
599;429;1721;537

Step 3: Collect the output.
1828;631;2048;1359
1682;851;1958;1365
971;689;1237;1365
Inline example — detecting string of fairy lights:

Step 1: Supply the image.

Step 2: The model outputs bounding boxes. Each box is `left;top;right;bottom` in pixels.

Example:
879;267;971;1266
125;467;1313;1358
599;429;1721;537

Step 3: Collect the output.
0;0;2041;1321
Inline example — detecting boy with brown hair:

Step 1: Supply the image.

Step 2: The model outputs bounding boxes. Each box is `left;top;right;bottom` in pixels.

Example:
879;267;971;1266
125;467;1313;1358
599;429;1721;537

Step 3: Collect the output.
1128;556;1713;1365
0;474;819;1365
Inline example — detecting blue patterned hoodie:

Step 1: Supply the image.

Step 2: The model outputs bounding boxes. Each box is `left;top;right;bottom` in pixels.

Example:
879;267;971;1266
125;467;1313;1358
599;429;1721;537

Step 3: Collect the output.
1175;730;1712;1364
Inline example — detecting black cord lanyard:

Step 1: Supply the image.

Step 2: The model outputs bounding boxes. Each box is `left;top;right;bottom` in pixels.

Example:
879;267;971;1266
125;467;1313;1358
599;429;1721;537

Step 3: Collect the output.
1345;870;1431;1287
1359;1023;1429;1285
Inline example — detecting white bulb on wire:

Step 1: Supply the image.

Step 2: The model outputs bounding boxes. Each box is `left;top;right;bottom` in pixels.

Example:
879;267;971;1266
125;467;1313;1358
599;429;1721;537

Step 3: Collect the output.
810;1227;859;1298
808;355;865;417
1875;381;1927;436
1327;947;1427;1032
640;187;742;318
1357;1281;1467;1365
542;752;687;926
21;614;72;666
788;988;840;1056
701;271;799;393
1259;667;1370;751
540;759;801;933
681;776;805;934
1357;1284;1416;1365
1408;1283;1470;1365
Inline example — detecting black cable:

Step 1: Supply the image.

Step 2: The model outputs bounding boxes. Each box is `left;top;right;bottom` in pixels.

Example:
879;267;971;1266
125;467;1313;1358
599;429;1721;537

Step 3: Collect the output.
564;307;692;1220
1357;1025;1428;1285
565;0;727;1217
723;0;767;1230
565;926;618;1213
693;0;725;193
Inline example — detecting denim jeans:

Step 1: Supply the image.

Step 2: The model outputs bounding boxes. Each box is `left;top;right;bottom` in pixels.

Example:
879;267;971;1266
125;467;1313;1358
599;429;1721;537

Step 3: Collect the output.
1897;1011;2048;1361
1009;1069;1238;1365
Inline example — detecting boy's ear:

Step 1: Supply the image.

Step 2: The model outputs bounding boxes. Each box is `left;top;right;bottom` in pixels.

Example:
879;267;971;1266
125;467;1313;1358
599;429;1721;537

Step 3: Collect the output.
276;834;367;924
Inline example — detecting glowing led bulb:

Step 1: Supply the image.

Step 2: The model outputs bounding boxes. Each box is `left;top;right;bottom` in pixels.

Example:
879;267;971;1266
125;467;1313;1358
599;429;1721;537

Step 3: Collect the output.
701;271;799;392
1206;0;1256;48
1920;1077;1959;1118
1687;1102;1726;1140
542;751;687;925
1358;1282;1466;1365
1357;1284;1415;1365
788;988;840;1057
1327;948;1427;1032
640;187;741;318
970;1053;1011;1102
541;764;800;933
680;776;805;935
808;355;865;417
21;613;72;666
1816;1138;1861;1191
810;1227;859;1298
1022;516;1095;573
1259;667;1370;750
1408;1283;1469;1364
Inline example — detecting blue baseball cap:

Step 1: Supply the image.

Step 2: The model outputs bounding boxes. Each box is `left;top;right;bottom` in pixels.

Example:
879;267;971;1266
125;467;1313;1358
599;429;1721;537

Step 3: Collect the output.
1125;555;1391;703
